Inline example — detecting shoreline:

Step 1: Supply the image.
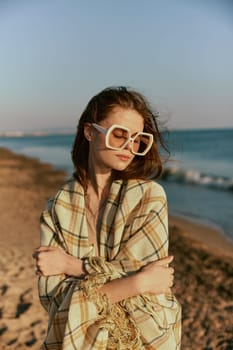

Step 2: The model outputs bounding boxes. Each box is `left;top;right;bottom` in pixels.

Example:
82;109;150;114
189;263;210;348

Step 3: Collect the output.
0;146;233;349
169;214;233;258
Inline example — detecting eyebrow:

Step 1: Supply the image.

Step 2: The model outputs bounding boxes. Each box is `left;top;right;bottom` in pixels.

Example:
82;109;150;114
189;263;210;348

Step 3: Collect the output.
131;131;140;137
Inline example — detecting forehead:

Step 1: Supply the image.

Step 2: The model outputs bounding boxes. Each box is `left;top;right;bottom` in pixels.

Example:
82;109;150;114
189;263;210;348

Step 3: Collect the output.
101;107;144;132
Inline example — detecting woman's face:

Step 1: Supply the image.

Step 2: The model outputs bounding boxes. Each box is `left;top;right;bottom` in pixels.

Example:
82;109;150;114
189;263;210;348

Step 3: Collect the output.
86;107;144;173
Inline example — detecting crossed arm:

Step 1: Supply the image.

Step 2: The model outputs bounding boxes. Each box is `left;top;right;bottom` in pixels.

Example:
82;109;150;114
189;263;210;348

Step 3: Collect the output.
33;245;174;304
34;183;175;306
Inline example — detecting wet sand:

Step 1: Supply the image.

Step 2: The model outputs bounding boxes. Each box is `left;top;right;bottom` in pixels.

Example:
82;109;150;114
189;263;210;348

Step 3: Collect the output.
0;147;232;350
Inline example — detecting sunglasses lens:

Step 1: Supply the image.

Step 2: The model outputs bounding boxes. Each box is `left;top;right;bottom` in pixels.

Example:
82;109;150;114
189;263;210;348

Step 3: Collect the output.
108;127;129;149
107;126;153;155
132;134;152;154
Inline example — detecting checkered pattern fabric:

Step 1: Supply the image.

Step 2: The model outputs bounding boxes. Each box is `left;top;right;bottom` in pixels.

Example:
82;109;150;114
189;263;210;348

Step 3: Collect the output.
38;178;181;349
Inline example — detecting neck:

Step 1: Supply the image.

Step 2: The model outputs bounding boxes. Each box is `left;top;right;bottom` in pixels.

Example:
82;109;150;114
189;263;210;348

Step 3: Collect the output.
90;177;111;197
87;166;112;198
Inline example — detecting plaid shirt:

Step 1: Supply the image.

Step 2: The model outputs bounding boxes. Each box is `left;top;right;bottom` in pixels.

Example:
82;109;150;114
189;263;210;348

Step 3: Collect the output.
38;177;181;349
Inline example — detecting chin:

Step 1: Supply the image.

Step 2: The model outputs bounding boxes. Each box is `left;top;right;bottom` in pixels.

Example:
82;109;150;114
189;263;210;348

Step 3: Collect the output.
112;163;131;171
102;157;133;172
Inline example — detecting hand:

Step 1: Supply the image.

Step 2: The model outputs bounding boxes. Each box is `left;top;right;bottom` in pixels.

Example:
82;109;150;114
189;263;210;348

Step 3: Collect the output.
32;246;69;276
138;256;175;294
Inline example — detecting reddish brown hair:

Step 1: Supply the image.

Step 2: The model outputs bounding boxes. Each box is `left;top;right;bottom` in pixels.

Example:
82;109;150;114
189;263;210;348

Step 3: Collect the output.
72;86;169;189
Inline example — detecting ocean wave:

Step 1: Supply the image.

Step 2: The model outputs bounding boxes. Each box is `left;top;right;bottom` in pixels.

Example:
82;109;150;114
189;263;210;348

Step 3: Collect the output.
161;167;233;192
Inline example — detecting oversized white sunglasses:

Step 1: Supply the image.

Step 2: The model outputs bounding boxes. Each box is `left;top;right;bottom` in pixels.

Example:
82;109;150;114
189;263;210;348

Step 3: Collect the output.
92;123;153;156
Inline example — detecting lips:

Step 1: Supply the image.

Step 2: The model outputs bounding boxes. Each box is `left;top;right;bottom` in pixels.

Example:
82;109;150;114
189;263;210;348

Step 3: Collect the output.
116;154;131;161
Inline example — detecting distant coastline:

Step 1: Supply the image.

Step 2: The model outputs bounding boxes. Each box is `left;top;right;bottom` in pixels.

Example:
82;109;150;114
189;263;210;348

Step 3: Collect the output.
0;129;75;138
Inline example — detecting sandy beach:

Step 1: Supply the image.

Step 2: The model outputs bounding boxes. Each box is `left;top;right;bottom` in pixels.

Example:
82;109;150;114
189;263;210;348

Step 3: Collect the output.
0;147;232;350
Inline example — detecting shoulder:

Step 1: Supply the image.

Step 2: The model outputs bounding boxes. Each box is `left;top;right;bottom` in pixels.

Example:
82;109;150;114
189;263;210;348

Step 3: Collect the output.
58;176;83;197
125;179;167;199
118;179;167;211
45;176;83;211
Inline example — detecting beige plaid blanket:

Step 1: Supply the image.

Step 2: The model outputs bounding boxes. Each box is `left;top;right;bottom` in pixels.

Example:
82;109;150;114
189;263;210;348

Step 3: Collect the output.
38;178;181;349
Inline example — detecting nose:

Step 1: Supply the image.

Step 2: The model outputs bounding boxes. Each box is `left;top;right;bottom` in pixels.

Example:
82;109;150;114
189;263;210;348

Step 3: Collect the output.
124;138;134;153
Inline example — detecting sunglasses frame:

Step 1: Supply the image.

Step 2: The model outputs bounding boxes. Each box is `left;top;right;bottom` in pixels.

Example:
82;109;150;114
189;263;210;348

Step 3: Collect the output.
92;123;153;156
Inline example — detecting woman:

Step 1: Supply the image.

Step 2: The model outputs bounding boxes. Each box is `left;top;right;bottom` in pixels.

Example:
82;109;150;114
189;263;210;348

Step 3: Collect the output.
33;86;181;349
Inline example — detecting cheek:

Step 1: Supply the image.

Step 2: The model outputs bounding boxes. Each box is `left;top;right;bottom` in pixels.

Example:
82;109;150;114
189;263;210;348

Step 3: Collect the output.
89;135;106;155
107;152;136;170
95;134;106;148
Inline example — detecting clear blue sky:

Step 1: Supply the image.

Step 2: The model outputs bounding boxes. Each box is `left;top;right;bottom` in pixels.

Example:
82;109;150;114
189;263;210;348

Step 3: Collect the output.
0;0;233;132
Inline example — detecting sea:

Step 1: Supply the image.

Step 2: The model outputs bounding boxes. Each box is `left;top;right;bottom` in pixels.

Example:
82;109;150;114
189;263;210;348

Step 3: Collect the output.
1;128;233;241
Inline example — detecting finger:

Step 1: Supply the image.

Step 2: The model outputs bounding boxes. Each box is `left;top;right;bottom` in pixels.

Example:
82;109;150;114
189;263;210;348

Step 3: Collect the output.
32;250;48;260
32;251;40;259
153;256;174;266
35;246;55;252
34;266;42;275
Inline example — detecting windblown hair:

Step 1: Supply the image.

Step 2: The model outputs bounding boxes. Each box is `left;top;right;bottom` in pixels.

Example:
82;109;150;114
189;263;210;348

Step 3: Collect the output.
72;86;169;190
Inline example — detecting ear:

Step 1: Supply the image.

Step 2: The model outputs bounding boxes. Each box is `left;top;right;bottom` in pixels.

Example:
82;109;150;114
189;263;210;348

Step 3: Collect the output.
84;123;94;141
